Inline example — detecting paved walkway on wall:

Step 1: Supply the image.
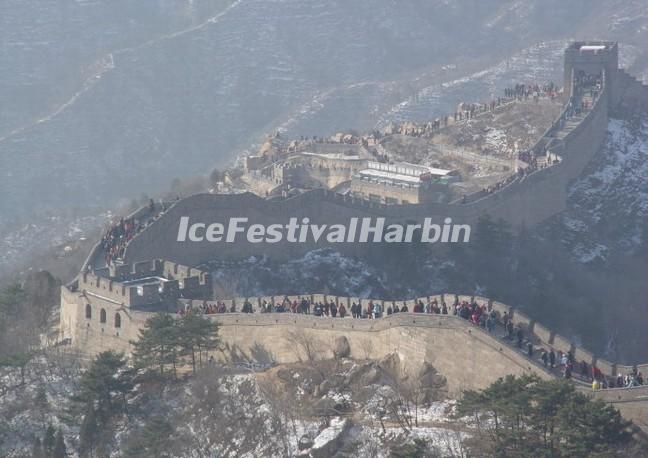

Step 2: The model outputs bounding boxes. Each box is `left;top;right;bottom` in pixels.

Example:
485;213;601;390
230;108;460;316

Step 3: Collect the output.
552;85;599;142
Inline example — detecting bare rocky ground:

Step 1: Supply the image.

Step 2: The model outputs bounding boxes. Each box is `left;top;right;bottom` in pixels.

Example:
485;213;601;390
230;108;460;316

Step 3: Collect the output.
0;346;469;457
380;98;563;195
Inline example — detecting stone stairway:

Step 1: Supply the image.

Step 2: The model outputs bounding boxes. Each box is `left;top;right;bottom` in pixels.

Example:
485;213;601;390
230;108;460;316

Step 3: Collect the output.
554;118;582;140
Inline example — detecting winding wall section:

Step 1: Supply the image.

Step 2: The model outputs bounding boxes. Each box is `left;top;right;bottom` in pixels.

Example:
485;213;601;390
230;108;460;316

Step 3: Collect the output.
117;44;648;266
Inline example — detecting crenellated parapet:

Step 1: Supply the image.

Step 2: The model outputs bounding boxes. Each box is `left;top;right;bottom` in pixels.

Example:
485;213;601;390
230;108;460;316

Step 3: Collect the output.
72;259;211;308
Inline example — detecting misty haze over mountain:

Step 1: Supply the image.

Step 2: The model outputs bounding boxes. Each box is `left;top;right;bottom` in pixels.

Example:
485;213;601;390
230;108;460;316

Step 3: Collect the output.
2;0;648;226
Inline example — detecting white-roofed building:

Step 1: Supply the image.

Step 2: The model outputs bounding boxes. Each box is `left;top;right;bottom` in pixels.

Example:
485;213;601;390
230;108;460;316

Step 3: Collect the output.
350;161;460;204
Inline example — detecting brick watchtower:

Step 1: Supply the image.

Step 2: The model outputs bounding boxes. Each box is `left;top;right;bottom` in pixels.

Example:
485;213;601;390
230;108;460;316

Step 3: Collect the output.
563;41;618;108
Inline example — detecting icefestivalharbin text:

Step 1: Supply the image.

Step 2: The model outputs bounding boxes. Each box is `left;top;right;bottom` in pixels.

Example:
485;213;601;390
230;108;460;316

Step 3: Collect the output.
176;216;471;244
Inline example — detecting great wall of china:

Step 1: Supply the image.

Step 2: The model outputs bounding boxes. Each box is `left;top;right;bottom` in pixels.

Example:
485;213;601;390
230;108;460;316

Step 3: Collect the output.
56;42;648;429
59;277;648;429
99;42;648;266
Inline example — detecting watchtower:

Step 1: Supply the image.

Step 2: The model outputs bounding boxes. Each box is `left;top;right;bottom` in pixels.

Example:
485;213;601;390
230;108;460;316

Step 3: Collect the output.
564;41;618;107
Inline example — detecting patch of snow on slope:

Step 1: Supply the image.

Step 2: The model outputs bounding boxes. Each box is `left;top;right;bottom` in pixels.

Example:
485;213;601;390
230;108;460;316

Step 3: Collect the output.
551;115;648;263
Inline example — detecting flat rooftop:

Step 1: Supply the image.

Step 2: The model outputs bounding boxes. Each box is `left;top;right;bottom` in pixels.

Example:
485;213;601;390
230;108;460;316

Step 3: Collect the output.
358;168;424;184
580;45;607;51
358;161;455;182
300;151;364;161
568;41;617;52
121;276;169;287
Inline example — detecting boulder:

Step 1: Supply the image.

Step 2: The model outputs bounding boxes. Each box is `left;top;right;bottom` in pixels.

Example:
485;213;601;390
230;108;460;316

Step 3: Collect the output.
333;336;350;359
310;417;351;458
378;352;401;379
358;366;381;386
318;380;331;396
418;362;448;401
298;435;314;451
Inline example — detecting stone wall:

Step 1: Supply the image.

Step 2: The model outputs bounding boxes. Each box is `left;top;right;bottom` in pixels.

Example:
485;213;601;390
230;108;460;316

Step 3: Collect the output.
589;385;648;431
613;69;648;114
61;288;647;383
190;291;647;379
60;288;648;427
60;289;552;396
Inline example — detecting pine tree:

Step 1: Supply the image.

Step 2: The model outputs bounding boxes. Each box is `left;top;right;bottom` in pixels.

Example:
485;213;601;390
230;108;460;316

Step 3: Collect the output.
123;416;175;458
177;313;220;373
74;350;133;420
556;394;633;457
142;416;174;456
0;351;32;385
131;313;180;378
32;436;44;458
52;429;67;458
209;168;224;186
34;385;49;425
458;375;634;457
43;424;56;457
79;405;98;458
71;351;134;457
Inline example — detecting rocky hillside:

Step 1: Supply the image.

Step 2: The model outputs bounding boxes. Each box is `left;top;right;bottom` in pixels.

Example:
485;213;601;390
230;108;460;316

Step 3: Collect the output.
0;351;462;457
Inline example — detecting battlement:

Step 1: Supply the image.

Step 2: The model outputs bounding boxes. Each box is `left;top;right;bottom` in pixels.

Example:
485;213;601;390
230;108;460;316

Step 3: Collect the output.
74;260;211;308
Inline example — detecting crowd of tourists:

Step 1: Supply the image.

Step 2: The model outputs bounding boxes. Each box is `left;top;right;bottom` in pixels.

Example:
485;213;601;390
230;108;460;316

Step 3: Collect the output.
100;200;168;266
387;81;561;140
503;82;559;101
597;371;644;389
101;217;141;266
283;81;562;148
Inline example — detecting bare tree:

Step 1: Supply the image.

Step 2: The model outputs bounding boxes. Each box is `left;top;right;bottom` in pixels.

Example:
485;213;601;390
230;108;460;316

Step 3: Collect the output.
257;378;300;457
286;329;322;363
358;337;373;360
435;428;470;458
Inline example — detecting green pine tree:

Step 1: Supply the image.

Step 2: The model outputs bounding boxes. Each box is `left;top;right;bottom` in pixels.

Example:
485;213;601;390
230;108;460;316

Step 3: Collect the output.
52;429;67;458
42;424;56;457
390;438;434;457
32;436;44;458
70;351;134;457
34;385;49;412
177;312;220;373
123;416;175;458
0;351;32;386
78;405;98;458
73;351;133;421
131;313;180;378
556;395;633;457
458;375;635;457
